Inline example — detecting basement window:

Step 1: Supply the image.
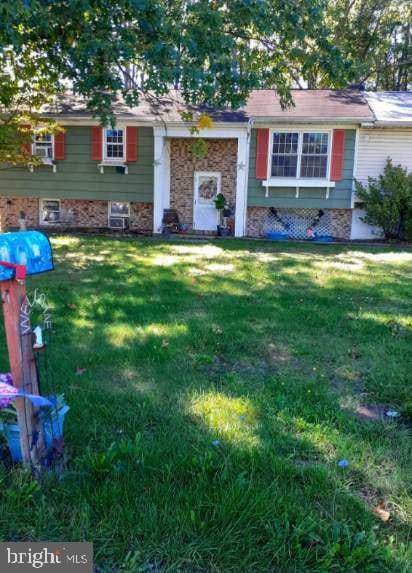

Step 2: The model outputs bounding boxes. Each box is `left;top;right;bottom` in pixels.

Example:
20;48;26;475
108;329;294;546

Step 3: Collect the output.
108;201;130;229
40;199;61;224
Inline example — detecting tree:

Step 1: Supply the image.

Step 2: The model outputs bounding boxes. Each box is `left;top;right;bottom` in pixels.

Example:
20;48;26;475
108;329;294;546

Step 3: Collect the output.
355;159;412;240
302;0;411;90
1;0;357;164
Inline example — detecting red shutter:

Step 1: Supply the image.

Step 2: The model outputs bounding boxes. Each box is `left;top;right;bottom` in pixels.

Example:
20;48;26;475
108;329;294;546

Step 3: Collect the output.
54;130;66;160
126;126;138;162
20;124;32;156
91;127;103;161
255;128;269;180
330;129;345;181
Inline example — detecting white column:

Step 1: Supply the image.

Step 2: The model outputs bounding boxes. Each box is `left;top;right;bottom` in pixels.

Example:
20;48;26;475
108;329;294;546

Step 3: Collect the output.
234;132;249;237
153;134;165;234
164;139;171;209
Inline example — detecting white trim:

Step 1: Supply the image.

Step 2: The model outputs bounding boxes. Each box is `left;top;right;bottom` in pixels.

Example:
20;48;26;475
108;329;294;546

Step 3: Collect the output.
153;135;165;233
235;132;249;237
163;139;171;209
154;126;248;139
262;178;336;188
98;162;128;174
269;128;332;179
351;128;360;208
39;198;61;225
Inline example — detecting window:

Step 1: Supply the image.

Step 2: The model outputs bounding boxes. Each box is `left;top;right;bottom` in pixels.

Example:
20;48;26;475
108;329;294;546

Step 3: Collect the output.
300;133;329;178
271;131;330;179
33;133;53;159
40;199;60;224
271;132;299;177
108;201;130;229
104;129;124;160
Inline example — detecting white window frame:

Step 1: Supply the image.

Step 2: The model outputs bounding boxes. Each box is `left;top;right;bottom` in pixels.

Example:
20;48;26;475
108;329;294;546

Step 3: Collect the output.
269;128;332;180
264;128;335;197
103;127;126;162
108;201;130;229
32;132;54;161
39;198;61;225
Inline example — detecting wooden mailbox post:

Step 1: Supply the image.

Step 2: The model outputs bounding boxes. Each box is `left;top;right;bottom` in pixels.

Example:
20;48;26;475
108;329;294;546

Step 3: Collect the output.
0;264;45;466
0;231;54;468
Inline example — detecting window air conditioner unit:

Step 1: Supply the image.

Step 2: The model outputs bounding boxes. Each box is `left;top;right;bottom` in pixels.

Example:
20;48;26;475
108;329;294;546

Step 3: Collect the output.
109;217;129;229
34;148;50;158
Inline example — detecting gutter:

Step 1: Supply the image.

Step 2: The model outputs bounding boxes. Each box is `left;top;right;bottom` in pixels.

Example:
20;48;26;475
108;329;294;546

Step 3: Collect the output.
361;121;412;128
251;116;374;125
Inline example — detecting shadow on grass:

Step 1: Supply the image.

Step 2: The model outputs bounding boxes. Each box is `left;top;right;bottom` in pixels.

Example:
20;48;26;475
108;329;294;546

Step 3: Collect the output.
0;236;410;571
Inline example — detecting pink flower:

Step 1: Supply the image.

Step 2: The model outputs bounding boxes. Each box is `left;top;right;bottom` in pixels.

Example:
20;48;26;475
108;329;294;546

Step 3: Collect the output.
0;373;17;409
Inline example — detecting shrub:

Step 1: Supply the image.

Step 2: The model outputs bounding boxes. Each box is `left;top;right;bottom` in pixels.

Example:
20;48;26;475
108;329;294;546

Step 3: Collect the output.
355;159;412;240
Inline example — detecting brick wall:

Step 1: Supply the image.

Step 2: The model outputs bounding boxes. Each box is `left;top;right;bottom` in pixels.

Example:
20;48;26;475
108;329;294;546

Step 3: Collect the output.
0;198;153;233
170;138;237;232
246;207;352;240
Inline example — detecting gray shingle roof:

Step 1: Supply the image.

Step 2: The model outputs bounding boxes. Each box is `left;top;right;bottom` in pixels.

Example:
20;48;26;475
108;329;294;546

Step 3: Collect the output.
44;89;412;125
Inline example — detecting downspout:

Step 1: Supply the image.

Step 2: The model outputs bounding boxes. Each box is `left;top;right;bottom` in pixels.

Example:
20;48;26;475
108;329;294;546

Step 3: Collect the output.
242;118;253;237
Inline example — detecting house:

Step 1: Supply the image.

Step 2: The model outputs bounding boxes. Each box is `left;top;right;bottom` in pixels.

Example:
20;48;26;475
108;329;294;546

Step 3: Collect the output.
351;92;412;239
0;89;410;240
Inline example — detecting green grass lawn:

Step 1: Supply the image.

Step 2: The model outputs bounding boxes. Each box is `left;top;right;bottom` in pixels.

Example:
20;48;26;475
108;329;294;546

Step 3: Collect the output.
0;236;411;572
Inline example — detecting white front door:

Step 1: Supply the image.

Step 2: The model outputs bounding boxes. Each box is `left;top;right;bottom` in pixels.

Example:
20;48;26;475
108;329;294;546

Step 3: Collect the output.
193;172;221;231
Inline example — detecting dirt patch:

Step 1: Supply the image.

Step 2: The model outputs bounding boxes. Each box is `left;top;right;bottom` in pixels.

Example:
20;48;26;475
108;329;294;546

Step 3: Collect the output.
198;354;279;379
352;403;387;422
266;342;293;365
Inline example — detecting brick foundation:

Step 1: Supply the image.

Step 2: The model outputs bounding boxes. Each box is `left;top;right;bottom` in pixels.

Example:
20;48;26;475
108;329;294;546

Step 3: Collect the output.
170;138;237;233
0;198;153;233
246;207;352;240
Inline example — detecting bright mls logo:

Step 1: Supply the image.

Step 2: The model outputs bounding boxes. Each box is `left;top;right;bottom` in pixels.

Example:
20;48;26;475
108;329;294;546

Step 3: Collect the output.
0;542;93;572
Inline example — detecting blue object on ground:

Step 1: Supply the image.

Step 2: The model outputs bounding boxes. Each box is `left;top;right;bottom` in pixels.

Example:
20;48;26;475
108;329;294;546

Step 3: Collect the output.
338;459;349;468
0;231;54;281
42;404;70;448
0;403;69;462
0;423;22;462
314;235;333;243
266;232;290;241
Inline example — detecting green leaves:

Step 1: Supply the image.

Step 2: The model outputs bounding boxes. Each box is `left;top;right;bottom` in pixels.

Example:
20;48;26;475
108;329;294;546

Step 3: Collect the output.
1;1;355;120
355;159;412;240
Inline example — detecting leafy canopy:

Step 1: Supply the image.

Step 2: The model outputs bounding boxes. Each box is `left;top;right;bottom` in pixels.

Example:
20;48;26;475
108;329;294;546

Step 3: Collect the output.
0;0;356;164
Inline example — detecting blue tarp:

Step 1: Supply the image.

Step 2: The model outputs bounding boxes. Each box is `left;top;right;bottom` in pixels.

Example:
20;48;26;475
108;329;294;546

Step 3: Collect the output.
0;231;54;281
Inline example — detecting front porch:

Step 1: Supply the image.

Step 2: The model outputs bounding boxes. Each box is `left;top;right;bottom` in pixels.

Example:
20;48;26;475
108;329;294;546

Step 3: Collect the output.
152;126;249;237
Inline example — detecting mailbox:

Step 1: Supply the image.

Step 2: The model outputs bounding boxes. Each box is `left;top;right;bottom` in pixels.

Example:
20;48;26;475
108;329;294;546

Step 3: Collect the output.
0;231;54;281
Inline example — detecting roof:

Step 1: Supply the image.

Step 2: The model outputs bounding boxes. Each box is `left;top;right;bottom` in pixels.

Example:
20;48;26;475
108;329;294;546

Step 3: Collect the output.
43;89;412;126
244;90;374;123
42;91;248;124
365;92;412;127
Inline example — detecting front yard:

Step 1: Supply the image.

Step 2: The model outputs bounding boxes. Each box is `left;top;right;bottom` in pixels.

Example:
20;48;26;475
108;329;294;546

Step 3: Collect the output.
0;236;411;572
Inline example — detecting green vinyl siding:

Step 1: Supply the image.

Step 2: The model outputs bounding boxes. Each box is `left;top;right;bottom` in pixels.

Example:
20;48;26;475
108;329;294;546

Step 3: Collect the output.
248;128;356;209
0;126;154;202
